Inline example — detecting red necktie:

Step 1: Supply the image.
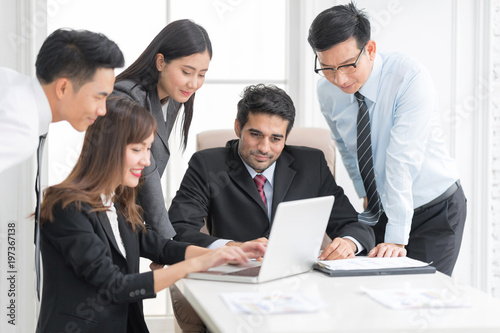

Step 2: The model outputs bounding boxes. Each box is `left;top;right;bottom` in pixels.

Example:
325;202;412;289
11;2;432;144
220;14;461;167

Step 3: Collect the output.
253;174;267;207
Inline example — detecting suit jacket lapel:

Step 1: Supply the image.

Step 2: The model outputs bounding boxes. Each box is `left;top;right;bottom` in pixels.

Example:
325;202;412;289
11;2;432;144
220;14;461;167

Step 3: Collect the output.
96;210;125;260
148;89;170;155
117;210;139;274
271;147;296;223
226;140;268;214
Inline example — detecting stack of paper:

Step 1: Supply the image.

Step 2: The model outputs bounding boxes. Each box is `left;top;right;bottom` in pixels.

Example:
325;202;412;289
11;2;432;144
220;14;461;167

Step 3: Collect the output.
315;256;436;276
317;256;431;270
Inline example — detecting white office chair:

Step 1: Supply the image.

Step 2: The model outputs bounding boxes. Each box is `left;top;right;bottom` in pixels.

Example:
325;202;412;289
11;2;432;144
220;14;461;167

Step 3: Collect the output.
196;127;336;248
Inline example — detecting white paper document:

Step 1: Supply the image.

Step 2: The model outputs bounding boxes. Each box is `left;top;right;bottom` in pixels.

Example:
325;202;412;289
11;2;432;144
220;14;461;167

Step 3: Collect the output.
317;256;431;271
362;287;471;310
221;292;325;314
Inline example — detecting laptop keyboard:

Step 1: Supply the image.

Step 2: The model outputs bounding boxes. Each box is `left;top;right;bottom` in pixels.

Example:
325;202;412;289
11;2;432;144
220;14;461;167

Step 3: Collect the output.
227;265;261;277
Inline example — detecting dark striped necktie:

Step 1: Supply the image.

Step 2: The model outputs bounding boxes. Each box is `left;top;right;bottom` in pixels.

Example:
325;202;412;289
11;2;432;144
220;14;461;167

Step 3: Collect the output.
34;133;47;300
355;92;383;225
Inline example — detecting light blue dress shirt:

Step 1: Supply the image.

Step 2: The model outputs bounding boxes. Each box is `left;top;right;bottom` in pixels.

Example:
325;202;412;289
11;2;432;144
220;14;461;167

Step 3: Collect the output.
317;52;459;245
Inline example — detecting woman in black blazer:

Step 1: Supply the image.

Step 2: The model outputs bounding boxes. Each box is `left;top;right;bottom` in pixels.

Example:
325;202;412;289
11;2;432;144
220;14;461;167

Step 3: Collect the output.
112;19;212;240
37;97;263;333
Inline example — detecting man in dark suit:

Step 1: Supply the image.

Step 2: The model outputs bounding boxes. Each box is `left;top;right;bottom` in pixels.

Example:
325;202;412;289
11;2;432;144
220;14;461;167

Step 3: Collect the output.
169;84;374;259
168;84;375;332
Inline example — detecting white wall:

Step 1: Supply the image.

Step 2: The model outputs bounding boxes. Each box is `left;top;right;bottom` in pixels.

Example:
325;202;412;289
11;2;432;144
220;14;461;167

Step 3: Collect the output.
0;1;47;332
491;1;500;298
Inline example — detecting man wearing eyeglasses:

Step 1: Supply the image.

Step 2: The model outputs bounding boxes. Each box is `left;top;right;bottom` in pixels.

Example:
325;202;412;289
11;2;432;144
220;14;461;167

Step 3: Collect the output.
308;2;466;276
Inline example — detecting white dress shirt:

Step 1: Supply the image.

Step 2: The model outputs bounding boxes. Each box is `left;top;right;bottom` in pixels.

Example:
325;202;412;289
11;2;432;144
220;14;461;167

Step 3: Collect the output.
317;52;459;245
0;67;51;175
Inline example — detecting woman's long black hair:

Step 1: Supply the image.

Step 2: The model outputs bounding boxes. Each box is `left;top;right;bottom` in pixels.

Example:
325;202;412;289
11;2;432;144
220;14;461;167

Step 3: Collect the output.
116;19;212;149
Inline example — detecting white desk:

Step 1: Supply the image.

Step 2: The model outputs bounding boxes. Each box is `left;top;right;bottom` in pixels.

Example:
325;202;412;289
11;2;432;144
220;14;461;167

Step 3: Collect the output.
176;271;500;333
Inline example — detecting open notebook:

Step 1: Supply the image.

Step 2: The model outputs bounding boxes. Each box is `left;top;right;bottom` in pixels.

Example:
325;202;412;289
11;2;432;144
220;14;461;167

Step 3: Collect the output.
187;196;335;283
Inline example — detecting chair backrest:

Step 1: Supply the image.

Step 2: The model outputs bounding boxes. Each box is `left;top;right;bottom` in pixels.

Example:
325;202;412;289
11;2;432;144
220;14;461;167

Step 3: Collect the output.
196;127;336;249
196;127;335;175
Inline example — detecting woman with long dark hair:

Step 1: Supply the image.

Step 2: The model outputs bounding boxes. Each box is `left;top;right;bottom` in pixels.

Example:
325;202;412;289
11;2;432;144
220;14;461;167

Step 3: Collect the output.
37;97;263;333
113;19;212;239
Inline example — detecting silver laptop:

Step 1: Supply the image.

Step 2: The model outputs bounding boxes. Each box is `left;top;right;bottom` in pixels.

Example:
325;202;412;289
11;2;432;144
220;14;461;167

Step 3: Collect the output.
187;195;335;283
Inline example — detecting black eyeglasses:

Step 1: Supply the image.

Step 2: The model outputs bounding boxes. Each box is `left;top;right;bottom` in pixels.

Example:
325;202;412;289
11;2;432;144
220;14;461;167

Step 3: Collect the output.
314;45;366;79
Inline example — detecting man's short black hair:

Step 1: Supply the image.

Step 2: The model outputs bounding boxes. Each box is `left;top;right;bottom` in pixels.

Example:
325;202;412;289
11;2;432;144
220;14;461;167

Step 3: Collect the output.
237;84;295;136
35;28;124;90
308;1;371;52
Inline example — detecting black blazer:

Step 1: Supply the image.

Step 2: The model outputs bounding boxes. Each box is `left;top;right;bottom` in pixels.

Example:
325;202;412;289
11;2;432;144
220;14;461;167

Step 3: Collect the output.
169;140;375;251
112;80;179;239
37;202;189;333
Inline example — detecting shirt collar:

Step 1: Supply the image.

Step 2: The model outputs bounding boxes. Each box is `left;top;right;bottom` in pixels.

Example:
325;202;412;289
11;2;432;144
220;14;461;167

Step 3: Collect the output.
356;54;383;104
100;193;116;207
238;152;276;188
34;78;52;135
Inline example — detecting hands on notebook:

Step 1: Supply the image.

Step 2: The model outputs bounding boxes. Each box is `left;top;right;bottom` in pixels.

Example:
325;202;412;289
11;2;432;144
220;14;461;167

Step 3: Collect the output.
318;237;357;260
